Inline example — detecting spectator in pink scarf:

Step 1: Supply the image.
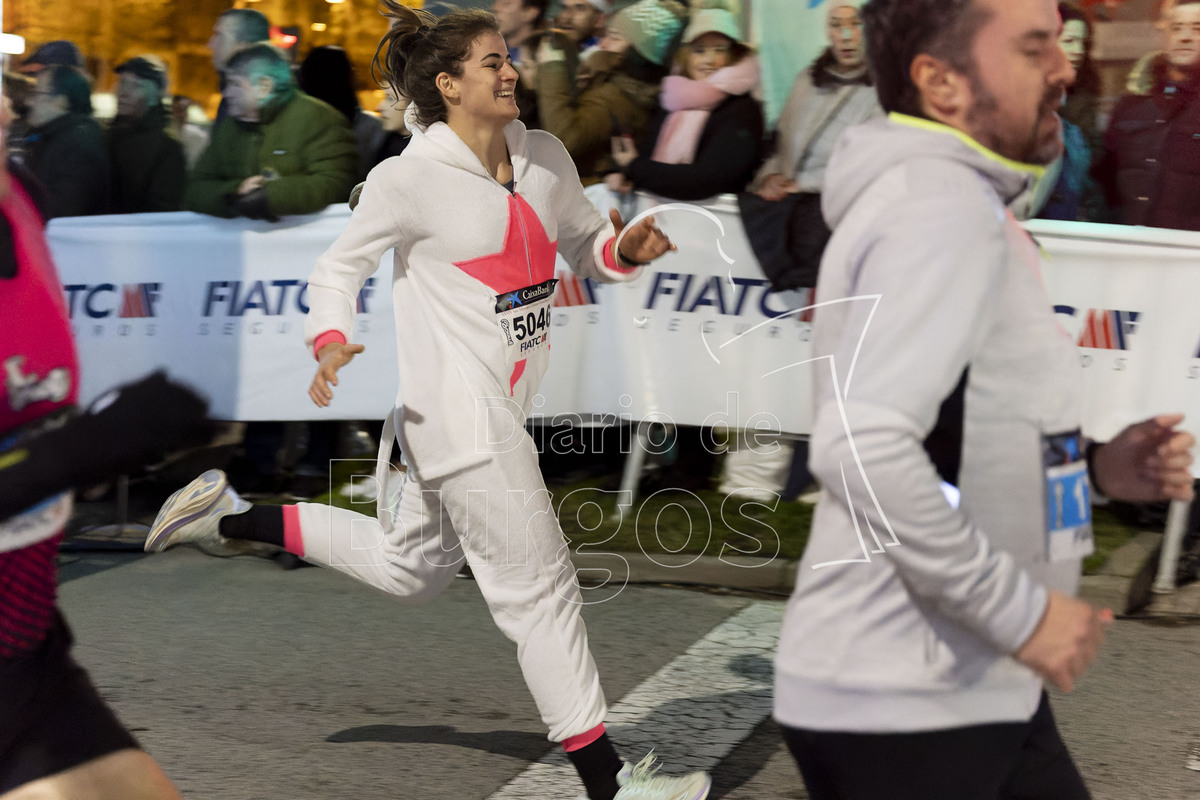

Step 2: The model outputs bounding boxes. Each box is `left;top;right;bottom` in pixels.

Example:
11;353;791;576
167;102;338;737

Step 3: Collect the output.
608;6;763;201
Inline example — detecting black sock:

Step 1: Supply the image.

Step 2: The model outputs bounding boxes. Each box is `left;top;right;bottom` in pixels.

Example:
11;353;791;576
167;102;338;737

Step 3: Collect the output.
218;505;284;548
566;733;623;800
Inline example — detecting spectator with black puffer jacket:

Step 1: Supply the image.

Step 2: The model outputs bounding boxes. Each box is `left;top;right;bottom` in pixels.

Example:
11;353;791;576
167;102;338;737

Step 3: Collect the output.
108;56;186;213
608;4;763;201
23;65;111;218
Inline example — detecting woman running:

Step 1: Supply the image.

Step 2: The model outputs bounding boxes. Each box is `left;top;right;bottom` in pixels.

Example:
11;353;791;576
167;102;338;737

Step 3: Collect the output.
145;6;709;800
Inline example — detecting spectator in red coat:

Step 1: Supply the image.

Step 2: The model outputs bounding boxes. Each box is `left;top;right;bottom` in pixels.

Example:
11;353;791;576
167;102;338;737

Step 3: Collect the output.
1094;0;1200;230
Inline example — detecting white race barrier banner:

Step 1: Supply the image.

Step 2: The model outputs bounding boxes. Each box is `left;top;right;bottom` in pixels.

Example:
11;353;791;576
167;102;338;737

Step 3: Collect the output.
49;193;1200;453
50;210;399;421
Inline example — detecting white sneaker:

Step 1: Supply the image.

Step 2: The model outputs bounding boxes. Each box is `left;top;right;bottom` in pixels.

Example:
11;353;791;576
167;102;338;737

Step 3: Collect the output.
144;469;261;557
613;753;710;800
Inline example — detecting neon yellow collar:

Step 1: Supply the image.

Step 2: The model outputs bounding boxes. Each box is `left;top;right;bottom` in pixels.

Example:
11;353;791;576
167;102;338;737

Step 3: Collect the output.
889;112;1046;181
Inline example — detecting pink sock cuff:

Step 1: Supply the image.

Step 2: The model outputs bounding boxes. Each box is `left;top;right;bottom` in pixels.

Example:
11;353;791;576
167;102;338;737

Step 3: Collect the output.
282;505;304;556
562;723;606;752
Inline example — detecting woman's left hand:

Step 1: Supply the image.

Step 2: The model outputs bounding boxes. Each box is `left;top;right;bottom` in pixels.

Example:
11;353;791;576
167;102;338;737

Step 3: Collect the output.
609;208;676;265
611;136;638;168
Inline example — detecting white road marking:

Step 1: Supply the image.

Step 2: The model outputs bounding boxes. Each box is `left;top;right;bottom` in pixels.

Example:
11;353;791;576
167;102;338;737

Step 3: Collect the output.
487;601;784;799
1186;741;1200;772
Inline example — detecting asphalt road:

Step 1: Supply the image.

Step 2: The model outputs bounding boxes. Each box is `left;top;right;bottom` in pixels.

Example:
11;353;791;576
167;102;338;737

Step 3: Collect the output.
53;549;1200;799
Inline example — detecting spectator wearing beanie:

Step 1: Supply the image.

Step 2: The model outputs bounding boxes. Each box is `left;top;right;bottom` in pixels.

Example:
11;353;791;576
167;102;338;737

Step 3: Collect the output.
108;56;187;213
750;0;880;204
536;0;686;184
609;5;763;200
722;0;881;502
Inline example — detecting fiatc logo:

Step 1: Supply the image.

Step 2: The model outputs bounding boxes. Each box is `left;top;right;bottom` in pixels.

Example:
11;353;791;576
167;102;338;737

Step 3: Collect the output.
64;283;161;337
553;271;597;308
199;278;376;337
1054;306;1141;369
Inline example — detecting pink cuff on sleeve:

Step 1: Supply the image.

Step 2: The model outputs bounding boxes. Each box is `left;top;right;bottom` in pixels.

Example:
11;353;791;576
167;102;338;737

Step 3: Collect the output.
313;330;347;361
603;237;636;273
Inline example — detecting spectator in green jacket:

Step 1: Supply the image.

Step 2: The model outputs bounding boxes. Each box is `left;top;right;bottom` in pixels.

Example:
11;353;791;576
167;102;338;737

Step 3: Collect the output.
184;43;357;221
108;56;186;213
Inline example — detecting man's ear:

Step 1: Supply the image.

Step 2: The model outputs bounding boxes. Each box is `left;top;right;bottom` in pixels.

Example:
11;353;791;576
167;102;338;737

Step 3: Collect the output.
911;52;971;122
436;71;458;101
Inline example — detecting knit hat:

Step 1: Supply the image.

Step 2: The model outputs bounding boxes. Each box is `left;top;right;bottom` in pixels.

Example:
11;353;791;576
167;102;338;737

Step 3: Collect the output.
682;9;743;45
20;40;83;73
587;0;614;12
611;0;687;66
115;56;168;91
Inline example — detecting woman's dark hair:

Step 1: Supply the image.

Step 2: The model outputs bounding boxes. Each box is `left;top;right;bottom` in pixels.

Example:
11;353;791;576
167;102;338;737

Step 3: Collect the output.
46;65;93;115
1059;2;1100;96
809;47;873;89
861;0;992;116
299;45;359;124
373;3;501;128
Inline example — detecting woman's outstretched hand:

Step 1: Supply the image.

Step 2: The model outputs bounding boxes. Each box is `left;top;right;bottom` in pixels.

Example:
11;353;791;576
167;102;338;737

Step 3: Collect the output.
609;208;676;266
309;342;365;407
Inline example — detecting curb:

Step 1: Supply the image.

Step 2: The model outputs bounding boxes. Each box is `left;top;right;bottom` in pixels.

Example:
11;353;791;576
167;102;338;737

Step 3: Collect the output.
575;538;1159;608
573;551;798;594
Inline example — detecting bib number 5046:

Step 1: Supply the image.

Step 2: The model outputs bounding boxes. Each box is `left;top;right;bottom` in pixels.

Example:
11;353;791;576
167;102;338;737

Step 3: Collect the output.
512;307;551;341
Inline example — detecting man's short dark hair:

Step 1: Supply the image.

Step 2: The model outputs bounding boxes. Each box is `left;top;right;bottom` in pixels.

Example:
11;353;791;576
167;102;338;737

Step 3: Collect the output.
225;43;295;104
862;0;994;117
220;8;271;45
46;64;93;115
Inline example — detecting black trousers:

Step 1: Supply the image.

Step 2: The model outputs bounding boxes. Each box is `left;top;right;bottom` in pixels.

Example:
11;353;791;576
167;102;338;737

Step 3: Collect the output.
0;613;139;791
781;693;1090;800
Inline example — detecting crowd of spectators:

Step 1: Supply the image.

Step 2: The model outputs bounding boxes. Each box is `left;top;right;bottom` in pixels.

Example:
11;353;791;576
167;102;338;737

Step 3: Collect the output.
3;0;1196;232
2;0;1198;501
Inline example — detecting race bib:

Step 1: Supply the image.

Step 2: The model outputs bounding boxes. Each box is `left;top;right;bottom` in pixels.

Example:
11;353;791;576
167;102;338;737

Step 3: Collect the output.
1042;430;1094;562
495;279;557;363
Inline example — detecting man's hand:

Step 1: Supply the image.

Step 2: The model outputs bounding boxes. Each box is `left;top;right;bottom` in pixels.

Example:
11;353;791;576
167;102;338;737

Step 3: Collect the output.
605;172;634;194
608;208;675;266
237;175;266;195
1092;413;1195;502
753;173;798;202
309;342;365;407
1015;590;1113;692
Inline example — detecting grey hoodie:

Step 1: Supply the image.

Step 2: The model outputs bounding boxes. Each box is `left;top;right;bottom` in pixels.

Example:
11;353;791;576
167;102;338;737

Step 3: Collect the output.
774;114;1090;733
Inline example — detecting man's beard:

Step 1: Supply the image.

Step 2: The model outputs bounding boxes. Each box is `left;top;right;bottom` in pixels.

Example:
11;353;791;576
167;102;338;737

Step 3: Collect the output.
965;72;1065;166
